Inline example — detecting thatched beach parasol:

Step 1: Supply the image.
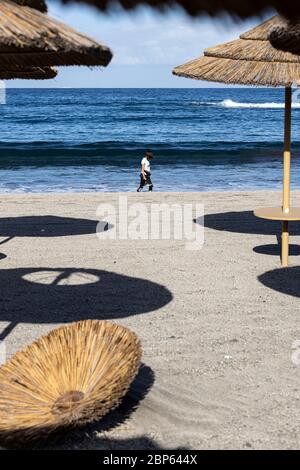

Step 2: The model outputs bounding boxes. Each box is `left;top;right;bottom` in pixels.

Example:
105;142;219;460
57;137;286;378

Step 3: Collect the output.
0;66;57;79
0;320;142;446
60;0;300;20
173;16;300;267
0;0;112;68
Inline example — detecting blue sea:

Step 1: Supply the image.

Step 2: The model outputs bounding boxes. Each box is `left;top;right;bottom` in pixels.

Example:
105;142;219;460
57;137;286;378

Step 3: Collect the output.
0;87;300;193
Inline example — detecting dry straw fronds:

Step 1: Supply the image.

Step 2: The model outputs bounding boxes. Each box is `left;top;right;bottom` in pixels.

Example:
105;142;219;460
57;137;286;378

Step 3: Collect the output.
173;56;300;87
0;0;112;68
205;38;300;64
240;16;287;40
0;66;57;79
0;320;141;445
173;16;300;87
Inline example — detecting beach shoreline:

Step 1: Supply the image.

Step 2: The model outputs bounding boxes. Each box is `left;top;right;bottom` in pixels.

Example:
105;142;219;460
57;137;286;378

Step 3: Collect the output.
0;190;300;450
1;88;300;194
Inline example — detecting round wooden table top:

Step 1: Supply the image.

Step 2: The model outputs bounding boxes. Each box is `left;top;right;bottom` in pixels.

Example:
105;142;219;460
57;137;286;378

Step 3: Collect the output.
254;207;300;221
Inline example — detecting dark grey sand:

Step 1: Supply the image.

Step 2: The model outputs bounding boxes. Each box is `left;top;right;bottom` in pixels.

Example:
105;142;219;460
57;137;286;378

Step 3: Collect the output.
0;191;300;450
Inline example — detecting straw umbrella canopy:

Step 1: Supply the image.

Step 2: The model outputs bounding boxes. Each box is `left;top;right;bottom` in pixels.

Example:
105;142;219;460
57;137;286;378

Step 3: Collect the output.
0;320;141;445
60;0;300;21
0;0;112;68
173;15;300;267
0;66;57;79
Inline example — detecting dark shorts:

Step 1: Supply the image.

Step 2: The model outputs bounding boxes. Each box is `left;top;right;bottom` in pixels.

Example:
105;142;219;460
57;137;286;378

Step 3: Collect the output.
139;171;153;188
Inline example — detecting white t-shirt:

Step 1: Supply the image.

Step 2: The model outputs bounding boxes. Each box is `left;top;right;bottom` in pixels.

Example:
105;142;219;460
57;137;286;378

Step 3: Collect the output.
141;157;151;173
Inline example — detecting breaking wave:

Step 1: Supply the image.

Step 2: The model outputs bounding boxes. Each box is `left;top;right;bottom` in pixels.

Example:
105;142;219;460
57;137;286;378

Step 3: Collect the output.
220;99;300;109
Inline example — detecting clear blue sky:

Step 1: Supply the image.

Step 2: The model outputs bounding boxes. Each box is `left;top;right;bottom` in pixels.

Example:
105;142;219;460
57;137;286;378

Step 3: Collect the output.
9;1;273;88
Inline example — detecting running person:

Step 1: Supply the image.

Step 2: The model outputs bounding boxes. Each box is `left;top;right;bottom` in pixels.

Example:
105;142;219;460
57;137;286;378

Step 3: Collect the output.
137;150;154;192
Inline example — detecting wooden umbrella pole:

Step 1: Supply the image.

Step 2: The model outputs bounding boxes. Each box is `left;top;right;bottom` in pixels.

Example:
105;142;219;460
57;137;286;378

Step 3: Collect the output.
282;86;292;267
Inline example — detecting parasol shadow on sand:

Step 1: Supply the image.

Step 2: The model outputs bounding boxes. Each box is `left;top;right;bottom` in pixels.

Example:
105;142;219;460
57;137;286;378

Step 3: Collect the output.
0;215;111;261
195;210;300;236
195;210;300;257
39;435;181;451
258;266;300;297
0;267;173;340
0;215;110;241
174;15;300;267
253;243;300;256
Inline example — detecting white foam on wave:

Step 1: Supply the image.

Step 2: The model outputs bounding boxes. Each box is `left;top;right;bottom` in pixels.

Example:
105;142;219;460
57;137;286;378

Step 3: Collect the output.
220;99;300;109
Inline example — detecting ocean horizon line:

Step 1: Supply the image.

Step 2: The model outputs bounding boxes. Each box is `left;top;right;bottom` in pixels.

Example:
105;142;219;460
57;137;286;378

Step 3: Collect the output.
5;86;268;90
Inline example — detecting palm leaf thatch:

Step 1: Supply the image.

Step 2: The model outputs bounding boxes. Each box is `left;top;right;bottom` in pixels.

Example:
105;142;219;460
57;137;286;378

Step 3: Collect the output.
0;320;141;446
60;0;300;20
173;16;300;87
0;0;112;68
0;66;57;79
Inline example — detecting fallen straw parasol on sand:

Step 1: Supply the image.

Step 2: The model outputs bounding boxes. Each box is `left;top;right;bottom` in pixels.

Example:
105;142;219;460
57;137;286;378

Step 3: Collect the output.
0;0;112;68
0;320;141;446
173;16;300;267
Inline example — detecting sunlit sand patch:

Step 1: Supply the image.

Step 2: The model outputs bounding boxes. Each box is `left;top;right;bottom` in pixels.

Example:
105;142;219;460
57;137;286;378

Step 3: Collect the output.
22;270;100;286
